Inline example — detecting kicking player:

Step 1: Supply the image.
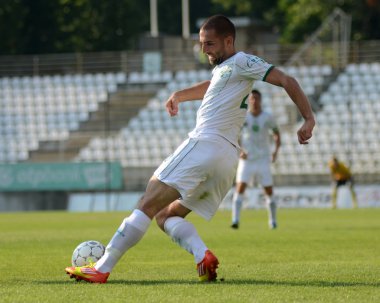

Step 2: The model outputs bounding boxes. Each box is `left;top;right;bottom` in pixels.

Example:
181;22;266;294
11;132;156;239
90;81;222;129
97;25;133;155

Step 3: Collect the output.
231;89;281;229
65;15;315;283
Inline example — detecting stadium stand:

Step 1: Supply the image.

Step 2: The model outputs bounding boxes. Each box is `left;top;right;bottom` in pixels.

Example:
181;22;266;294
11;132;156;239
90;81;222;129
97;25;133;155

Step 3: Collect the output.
74;62;379;186
75;65;334;172
75;69;207;167
0;72;126;162
315;62;380;176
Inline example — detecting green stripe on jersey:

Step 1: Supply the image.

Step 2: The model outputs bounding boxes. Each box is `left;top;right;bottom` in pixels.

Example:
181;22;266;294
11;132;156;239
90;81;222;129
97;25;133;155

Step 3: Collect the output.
263;65;275;82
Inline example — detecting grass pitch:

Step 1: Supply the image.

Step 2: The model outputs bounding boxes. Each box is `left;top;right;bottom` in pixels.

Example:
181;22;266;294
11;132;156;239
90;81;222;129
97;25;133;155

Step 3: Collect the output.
0;208;379;302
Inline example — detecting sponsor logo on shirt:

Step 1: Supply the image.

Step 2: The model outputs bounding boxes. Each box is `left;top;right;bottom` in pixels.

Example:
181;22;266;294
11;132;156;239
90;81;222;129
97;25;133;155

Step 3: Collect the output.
246;56;264;68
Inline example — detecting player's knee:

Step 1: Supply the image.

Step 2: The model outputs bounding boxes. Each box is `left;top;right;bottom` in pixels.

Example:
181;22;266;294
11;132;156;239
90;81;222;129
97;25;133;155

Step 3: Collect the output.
236;182;247;193
155;209;169;231
264;186;273;196
137;195;160;219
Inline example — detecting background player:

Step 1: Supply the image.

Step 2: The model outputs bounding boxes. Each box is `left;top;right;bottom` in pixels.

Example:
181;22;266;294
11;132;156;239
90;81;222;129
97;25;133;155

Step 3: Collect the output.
328;156;358;209
231;89;281;229
65;15;315;284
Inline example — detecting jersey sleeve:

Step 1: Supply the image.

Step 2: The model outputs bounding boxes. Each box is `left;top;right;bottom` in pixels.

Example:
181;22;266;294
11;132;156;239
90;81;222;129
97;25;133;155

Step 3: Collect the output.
235;53;274;81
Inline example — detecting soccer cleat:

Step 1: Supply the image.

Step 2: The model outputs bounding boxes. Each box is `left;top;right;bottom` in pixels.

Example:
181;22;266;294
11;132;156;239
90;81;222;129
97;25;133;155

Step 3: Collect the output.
230;223;239;229
65;263;110;283
270;222;277;229
197;250;219;282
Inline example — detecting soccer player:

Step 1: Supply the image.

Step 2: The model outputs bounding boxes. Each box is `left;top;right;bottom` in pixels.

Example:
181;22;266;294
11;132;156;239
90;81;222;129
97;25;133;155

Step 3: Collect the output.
231;89;281;230
65;15;315;283
328;156;358;209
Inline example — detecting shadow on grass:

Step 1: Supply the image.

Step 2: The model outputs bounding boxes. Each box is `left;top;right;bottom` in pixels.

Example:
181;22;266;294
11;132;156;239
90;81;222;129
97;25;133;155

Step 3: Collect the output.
38;278;380;288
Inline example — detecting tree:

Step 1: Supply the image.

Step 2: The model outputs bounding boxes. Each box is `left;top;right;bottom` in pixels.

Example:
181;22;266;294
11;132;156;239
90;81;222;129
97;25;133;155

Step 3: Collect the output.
211;0;380;43
0;0;150;55
276;0;380;42
0;0;378;54
53;0;150;52
0;0;53;55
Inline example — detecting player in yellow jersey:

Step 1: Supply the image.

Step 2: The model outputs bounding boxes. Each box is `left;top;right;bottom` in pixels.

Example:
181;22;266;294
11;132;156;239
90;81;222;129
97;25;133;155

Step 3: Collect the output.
328;156;358;209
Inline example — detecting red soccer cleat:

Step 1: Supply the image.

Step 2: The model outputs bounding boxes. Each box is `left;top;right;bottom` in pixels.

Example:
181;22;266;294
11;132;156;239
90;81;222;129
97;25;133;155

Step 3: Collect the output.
197;250;219;282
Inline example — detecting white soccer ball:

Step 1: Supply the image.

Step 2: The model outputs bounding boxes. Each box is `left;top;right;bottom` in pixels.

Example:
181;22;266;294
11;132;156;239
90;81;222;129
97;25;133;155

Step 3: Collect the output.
71;240;105;267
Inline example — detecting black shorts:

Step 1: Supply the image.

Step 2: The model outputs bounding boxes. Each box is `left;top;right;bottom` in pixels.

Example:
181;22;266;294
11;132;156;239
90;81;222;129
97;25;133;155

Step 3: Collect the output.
335;178;353;187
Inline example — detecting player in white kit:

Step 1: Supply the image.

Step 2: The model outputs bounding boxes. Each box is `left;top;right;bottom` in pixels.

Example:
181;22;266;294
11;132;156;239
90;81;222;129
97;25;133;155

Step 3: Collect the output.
65;15;315;283
231;89;281;230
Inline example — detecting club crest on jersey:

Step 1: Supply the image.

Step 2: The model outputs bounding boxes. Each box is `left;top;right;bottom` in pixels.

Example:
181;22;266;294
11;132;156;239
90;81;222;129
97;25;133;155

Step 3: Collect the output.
252;124;260;132
219;65;232;78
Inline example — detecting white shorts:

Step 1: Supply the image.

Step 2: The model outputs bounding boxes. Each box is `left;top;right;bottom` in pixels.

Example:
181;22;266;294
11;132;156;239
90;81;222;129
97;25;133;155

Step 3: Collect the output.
236;157;273;187
154;136;239;220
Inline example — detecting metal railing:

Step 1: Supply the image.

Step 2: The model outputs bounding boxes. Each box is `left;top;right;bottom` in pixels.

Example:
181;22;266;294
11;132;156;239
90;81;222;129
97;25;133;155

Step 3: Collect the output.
0;40;379;77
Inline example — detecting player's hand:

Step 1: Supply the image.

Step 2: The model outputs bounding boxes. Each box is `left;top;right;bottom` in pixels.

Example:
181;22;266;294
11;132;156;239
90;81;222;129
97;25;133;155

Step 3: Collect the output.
165;93;180;117
297;117;315;144
272;152;278;163
240;151;247;159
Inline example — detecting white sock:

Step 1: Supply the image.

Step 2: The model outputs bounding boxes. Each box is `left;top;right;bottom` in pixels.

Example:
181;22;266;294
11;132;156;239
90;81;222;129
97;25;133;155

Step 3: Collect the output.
232;193;244;224
164;216;207;264
95;209;151;273
266;196;277;225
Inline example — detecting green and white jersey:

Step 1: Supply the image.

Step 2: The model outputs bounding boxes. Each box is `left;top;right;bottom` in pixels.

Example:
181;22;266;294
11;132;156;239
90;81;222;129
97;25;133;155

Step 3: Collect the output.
188;51;273;147
241;111;278;161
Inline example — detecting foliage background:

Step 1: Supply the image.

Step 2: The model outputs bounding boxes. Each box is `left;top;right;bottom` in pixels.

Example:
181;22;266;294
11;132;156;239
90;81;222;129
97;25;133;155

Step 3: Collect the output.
0;0;379;55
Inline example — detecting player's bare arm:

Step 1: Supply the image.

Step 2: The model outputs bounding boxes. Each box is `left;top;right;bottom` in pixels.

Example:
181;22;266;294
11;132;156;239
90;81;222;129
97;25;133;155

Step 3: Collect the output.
265;68;315;144
237;137;247;159
240;151;247;159
166;80;211;116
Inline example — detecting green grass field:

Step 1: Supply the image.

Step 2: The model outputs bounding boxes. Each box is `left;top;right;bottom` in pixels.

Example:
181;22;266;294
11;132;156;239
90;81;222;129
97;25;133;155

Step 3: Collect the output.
0;208;379;303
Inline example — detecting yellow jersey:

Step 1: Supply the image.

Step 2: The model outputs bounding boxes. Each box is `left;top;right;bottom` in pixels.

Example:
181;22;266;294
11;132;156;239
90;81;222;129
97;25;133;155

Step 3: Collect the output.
328;161;352;181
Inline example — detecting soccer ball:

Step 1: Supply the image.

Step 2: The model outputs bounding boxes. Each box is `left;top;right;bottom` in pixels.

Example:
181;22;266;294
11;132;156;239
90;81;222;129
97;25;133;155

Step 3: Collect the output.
71;240;105;267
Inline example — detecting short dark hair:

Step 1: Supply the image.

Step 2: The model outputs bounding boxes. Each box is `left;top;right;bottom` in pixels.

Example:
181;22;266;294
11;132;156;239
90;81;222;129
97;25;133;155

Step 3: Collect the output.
251;89;262;98
200;15;236;42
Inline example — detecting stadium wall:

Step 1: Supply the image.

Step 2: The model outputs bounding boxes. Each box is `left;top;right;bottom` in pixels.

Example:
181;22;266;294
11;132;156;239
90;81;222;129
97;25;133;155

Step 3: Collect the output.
0;191;67;212
64;185;380;213
220;185;380;209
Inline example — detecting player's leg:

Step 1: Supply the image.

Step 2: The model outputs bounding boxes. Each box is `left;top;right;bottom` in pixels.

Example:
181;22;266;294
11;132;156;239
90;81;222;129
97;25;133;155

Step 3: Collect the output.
156;137;238;281
331;182;338;209
231;159;251;228
348;178;358;208
263;186;277;229
65;177;181;282
66;138;199;282
156;202;208;264
156;202;219;281
94;177;181;273
231;182;247;228
260;160;276;229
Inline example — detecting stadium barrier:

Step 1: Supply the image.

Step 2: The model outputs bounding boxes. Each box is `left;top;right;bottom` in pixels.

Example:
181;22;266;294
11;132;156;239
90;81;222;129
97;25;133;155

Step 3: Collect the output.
220;185;380;209
1;40;380;76
0;162;123;191
64;185;380;212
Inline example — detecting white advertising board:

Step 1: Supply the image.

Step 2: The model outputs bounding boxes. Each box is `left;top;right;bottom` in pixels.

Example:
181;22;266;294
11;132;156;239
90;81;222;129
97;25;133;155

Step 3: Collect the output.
220;185;380;209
